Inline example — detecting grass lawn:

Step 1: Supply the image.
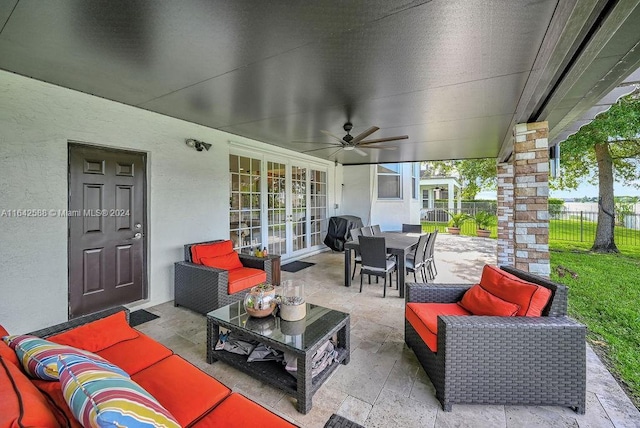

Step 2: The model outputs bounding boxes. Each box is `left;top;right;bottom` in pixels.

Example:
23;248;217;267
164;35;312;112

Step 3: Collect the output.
549;240;640;407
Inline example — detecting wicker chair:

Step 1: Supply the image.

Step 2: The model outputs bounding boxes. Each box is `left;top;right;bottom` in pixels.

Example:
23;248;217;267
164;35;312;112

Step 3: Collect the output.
174;240;274;315
404;265;586;413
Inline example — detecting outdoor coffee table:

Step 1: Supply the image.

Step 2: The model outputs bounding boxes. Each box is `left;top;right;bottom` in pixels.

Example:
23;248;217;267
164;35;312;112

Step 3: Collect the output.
207;301;350;414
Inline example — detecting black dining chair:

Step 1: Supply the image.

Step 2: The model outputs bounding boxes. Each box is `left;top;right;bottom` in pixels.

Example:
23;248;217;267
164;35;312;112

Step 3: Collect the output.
402;223;422;233
424;229;439;280
405;232;431;282
358;236;397;297
349;228;363;280
371;225;382;235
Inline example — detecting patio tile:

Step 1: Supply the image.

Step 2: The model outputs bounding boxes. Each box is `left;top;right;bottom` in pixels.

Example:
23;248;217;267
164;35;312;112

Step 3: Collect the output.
274;384;348;428
336;395;373;426
435;404;506;428
505;406;579;427
325;347;396;405
366;387;438;427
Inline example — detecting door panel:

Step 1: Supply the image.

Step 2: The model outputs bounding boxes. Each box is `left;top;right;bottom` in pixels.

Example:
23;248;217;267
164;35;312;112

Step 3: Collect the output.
69;144;146;318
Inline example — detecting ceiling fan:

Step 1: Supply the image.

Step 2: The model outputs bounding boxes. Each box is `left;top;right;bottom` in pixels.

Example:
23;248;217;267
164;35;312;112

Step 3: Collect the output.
296;122;409;157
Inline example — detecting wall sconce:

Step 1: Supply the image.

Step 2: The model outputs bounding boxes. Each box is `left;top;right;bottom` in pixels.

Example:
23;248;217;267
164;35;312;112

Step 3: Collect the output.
185;138;212;152
549;145;560;178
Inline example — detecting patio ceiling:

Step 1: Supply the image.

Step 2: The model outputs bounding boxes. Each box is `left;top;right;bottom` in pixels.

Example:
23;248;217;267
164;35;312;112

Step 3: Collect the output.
1;1;639;165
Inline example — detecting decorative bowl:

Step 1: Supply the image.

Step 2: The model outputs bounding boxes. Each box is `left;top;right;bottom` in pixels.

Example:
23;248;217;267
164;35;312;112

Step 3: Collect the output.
243;284;277;318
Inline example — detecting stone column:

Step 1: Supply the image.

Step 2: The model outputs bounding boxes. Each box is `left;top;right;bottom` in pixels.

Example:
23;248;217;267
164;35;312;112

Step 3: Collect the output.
514;122;550;276
497;122;550;277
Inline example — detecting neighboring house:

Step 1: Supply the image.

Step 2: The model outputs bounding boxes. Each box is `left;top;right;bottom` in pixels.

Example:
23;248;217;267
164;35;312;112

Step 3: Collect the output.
419;176;462;220
341;163;422;231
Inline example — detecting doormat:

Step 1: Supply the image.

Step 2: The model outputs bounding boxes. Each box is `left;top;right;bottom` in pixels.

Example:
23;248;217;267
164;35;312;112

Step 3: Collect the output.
281;261;315;273
129;309;159;327
324;414;365;428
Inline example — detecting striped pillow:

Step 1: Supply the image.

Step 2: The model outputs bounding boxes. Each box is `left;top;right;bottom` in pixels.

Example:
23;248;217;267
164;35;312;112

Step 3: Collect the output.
2;335;128;381
58;354;181;428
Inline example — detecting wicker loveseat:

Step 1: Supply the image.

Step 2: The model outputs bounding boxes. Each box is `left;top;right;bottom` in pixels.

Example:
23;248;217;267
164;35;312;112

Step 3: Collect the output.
174;240;275;315
404;265;586;413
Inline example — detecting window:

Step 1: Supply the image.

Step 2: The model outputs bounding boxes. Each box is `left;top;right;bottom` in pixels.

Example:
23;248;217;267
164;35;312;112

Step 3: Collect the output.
422;189;429;208
412;163;419;199
377;163;401;199
229;154;262;253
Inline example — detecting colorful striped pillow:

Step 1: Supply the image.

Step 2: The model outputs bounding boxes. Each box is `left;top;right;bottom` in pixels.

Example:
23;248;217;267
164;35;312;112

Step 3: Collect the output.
2;335;128;381
58;354;181;428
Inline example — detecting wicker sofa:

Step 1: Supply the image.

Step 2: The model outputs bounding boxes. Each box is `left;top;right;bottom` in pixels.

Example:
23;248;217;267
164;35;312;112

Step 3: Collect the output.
174;239;275;315
1;306;297;427
404;265;586;413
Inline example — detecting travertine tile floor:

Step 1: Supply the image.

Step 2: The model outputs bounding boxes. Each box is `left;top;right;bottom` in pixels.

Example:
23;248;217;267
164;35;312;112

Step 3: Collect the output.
135;235;640;427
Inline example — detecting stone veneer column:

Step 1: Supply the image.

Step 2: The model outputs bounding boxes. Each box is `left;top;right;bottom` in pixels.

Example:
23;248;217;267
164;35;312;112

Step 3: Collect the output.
497;162;514;266
512;122;550;277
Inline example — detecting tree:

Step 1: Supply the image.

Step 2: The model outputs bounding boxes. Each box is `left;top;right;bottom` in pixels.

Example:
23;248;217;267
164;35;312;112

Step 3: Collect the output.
552;88;640;253
423;158;497;200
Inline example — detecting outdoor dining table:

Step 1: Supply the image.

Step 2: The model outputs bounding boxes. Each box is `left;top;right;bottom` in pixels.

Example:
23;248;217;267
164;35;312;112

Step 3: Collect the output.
343;231;423;298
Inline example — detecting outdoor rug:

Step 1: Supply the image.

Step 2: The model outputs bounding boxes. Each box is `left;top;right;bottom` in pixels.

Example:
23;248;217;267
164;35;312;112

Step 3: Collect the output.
281;261;315;273
324;414;365;428
129;309;160;327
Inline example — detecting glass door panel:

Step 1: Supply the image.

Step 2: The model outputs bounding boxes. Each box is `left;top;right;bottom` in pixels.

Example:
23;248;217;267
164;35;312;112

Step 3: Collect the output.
230;155;261;253
267;161;287;256
310;169;327;246
290;165;307;253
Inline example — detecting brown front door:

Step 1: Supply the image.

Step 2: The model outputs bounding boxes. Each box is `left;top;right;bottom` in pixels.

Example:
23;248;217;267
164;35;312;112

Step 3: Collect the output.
68;144;146;318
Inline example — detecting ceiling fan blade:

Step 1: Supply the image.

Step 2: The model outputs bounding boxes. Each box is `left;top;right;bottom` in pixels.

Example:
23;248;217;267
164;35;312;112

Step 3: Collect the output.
301;145;342;154
320;130;346;144
328;148;343;160
351;126;379;144
358;135;409;145
357;146;397;150
354;147;368;156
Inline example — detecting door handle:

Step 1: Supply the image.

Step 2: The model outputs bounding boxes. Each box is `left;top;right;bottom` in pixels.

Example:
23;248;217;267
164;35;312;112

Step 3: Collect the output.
132;232;142;240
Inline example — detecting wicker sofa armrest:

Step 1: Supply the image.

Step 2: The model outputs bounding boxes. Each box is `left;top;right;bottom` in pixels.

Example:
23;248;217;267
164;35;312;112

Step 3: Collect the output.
28;306;130;338
405;283;472;304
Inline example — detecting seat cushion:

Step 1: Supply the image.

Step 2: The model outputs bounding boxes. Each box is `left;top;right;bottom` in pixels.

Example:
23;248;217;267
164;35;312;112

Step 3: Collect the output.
458;284;520;316
48;311;139;353
479;265;552;316
192;393;297;428
0;358;60;428
191;240;234;264
201;252;244;271
405;303;470;352
58;354;180;428
33;379;84;428
228;267;267;294
96;332;173;375
132;355;231;427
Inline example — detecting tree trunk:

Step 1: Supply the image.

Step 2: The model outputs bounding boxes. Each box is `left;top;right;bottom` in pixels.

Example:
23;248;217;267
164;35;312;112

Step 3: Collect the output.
592;142;618;253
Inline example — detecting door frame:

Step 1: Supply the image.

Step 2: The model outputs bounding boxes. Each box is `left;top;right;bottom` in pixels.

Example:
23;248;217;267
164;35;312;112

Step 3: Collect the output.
67;142;149;317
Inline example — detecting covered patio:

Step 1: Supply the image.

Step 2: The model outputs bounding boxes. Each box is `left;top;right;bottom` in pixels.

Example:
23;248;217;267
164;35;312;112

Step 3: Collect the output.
137;235;640;427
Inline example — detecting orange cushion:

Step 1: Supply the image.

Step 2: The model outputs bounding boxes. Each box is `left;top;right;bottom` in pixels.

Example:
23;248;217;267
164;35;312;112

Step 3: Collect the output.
96;332;173;375
132;355;231;427
201;252;244;271
191;240;234;264
48;311;139;353
479;265;552;316
228;268;267;294
193;393;297;428
33;379;83;428
458;284;520;316
405;303;470;352
0;359;60;428
0;325;20;368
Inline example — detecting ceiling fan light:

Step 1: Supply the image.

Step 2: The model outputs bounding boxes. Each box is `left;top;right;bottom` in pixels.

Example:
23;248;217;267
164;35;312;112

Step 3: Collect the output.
343;146;354;151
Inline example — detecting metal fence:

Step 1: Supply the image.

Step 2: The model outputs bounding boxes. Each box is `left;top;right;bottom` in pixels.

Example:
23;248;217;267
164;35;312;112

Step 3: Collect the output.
421;201;498;221
550;210;640;246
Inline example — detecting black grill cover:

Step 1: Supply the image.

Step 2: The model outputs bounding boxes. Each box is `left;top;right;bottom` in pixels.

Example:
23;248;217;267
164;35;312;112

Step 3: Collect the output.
324;215;364;251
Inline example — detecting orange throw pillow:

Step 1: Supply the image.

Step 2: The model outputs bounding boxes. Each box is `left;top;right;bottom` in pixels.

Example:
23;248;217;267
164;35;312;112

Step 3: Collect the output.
191;240;234;264
458;284;520;316
479;265;552;316
201;252;243;271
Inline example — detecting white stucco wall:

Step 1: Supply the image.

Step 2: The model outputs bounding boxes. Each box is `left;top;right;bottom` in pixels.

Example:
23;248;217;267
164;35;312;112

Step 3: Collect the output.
0;71;335;333
341;163;420;230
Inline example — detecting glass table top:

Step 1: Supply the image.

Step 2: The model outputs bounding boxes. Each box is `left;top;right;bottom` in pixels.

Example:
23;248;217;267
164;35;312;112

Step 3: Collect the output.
208;301;349;352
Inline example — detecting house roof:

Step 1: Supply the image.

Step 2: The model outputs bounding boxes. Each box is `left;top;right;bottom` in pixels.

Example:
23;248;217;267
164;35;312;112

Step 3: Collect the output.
1;1;639;165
